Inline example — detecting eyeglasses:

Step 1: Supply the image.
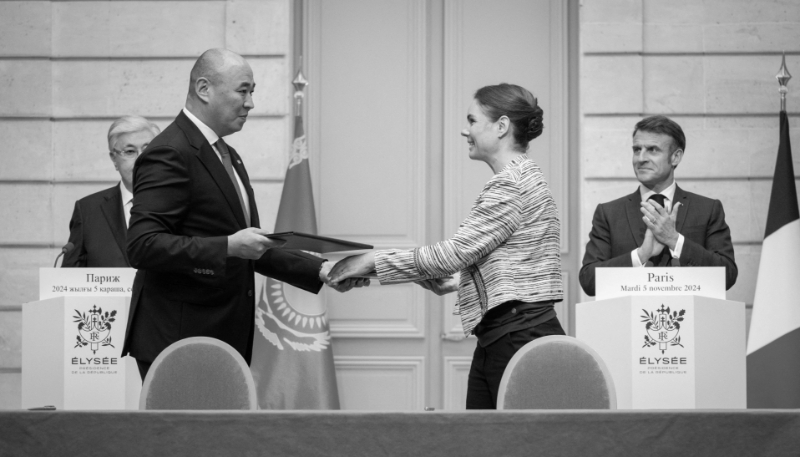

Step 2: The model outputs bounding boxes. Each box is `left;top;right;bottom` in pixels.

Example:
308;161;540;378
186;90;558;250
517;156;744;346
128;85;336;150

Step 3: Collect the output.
112;147;146;158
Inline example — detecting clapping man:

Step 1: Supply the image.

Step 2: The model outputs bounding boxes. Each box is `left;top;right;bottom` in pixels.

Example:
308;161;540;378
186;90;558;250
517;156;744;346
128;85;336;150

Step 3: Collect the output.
579;115;737;296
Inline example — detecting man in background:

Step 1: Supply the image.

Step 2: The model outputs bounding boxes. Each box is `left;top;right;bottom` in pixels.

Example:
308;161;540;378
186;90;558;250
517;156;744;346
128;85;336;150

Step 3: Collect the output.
579;115;737;296
62;116;160;268
121;49;363;380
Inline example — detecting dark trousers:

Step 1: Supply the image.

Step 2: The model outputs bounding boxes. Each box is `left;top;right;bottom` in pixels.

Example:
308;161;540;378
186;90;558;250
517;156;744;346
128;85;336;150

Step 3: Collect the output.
136;359;152;382
466;317;565;409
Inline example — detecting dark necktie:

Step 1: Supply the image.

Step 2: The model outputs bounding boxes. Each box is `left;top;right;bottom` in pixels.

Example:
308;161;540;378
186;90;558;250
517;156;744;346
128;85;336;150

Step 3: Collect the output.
216;139;250;226
647;194;668;266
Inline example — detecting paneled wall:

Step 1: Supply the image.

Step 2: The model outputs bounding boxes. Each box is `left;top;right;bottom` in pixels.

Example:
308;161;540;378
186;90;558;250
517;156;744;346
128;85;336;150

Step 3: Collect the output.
579;0;800;330
0;0;294;409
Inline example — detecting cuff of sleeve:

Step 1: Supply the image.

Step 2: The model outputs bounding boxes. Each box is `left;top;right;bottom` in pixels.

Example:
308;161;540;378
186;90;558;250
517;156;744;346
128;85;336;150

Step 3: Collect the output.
375;249;419;283
670;234;684;259
206;235;229;276
631;249;645;267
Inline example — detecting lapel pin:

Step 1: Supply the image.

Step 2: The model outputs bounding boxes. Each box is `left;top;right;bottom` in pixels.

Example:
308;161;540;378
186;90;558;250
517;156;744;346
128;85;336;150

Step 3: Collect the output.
237;160;242;164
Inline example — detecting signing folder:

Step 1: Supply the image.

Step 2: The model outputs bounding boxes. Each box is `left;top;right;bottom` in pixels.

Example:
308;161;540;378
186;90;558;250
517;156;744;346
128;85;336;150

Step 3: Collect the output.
266;232;372;253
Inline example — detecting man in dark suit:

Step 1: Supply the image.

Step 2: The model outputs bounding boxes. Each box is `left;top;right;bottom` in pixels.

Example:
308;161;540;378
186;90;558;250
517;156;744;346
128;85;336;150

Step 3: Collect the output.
122;49;362;380
579;115;737;296
62;116;160;267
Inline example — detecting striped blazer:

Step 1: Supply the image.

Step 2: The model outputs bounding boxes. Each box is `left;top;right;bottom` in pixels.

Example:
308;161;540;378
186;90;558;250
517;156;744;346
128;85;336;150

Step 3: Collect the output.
375;155;563;335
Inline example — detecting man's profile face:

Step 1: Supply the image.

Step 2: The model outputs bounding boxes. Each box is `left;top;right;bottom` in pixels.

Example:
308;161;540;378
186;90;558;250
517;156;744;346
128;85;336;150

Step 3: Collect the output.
207;61;255;137
631;130;682;190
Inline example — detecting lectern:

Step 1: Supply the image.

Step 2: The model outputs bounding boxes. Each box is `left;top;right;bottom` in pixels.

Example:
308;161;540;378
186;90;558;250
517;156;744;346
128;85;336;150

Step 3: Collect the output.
21;268;140;410
576;267;746;409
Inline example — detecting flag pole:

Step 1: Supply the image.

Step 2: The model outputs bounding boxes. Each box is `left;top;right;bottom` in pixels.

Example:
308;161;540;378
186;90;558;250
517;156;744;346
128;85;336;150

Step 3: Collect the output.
293;63;308;117
251;53;339;411
746;54;800;408
777;52;791;112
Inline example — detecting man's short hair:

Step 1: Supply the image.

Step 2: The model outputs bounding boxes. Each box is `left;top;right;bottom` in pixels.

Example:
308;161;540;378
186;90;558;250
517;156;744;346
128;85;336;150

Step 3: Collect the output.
188;48;242;95
107;115;161;152
633;115;686;152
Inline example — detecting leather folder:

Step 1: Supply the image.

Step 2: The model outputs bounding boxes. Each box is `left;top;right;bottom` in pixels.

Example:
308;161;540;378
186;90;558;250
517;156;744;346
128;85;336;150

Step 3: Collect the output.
266;231;372;253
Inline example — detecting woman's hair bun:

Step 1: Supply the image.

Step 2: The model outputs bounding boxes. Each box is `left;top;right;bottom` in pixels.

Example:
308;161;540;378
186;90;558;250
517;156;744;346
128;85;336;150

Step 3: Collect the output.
474;83;545;150
526;109;544;141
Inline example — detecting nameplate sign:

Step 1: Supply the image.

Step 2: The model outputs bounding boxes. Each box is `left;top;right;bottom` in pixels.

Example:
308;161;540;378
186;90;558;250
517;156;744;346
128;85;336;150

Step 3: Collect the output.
40;268;136;300
596;267;725;301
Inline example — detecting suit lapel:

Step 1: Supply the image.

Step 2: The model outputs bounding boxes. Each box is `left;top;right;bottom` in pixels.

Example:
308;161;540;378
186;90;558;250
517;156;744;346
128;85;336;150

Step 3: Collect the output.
626;188;645;247
674;185;689;232
100;185;130;265
176;112;248;229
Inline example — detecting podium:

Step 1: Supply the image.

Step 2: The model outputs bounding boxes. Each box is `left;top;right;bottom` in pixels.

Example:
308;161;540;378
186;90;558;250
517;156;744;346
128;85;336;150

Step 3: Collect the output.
21;268;140;410
576;267;746;409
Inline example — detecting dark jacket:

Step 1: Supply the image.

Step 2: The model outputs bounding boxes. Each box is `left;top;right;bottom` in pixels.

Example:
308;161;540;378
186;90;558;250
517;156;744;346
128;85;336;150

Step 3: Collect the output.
121;111;325;364
580;186;737;296
62;184;131;268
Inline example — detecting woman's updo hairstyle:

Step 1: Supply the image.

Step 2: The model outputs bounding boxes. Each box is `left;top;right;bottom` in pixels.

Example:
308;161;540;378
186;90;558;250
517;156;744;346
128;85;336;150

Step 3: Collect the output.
474;83;544;151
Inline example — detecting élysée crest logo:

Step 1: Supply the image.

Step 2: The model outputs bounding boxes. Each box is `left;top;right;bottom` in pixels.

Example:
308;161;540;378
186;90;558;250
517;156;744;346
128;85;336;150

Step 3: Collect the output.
641;304;686;353
73;305;116;354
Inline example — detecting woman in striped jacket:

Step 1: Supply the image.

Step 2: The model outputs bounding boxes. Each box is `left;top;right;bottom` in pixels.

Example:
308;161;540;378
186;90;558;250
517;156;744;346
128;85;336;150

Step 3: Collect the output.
329;83;564;409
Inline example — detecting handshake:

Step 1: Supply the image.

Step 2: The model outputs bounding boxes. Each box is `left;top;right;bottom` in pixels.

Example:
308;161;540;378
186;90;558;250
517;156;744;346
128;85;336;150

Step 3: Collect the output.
319;256;372;293
325;252;459;296
229;228;457;294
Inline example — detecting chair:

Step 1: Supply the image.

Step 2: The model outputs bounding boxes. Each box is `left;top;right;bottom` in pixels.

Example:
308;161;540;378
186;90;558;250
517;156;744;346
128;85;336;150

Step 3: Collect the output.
139;337;257;410
497;335;616;410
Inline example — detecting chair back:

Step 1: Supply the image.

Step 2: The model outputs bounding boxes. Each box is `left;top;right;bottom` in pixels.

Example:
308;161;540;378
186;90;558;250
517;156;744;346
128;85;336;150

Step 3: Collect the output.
139;337;257;410
497;335;616;410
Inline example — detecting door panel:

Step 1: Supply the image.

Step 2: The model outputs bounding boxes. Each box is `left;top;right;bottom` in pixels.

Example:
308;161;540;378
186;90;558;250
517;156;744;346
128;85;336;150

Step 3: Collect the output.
335;356;425;410
306;0;569;410
310;0;427;249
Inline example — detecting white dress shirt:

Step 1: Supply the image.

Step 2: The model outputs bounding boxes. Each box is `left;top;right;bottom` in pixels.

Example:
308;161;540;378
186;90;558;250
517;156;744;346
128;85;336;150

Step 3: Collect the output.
630;180;685;267
120;181;133;228
182;108;250;216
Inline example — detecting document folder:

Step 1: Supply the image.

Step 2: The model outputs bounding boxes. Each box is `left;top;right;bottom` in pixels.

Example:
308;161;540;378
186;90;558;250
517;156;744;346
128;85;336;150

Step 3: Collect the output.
266;231;372;253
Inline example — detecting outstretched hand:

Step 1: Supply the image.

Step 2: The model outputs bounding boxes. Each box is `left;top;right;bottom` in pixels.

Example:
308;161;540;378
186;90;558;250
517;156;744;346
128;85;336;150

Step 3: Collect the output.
319;260;370;292
328;253;376;286
415;275;459;296
227;228;286;260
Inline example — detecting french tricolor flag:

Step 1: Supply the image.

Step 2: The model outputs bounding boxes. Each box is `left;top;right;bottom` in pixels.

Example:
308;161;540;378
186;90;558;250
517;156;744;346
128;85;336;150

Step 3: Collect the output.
746;110;800;408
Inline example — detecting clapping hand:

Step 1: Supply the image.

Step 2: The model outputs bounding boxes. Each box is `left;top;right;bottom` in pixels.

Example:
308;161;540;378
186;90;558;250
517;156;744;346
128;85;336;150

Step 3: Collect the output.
641;200;682;250
636;227;664;264
320;260;371;292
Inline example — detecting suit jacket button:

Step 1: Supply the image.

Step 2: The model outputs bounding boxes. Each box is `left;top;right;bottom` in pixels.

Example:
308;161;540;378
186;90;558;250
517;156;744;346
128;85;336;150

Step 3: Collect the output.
511;308;517;314
248;290;253;297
